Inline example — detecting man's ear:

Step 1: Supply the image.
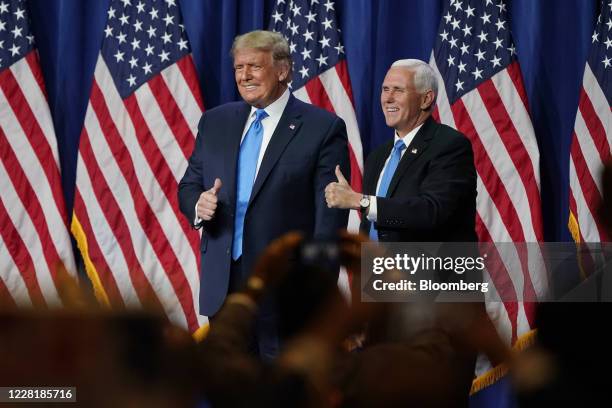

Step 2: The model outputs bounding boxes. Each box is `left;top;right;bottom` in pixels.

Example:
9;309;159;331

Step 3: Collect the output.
278;62;290;82
421;90;435;110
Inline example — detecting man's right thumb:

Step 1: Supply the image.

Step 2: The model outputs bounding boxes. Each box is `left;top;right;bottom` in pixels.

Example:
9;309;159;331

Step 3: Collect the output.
212;178;222;194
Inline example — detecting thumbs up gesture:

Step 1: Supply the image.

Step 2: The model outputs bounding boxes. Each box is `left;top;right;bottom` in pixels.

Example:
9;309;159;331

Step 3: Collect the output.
335;165;350;186
324;165;361;209
197;178;222;221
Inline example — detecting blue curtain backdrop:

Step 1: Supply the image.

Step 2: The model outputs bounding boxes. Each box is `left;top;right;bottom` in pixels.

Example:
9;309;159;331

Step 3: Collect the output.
27;0;597;242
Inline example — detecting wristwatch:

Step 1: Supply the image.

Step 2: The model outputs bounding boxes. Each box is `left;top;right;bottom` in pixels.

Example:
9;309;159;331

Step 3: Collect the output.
359;195;370;214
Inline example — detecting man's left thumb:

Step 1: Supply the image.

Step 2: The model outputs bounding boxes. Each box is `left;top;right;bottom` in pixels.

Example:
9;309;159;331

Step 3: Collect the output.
335;165;348;185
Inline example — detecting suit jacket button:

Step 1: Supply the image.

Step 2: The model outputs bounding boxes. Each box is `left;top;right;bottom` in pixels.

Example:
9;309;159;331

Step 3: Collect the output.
226;248;230;255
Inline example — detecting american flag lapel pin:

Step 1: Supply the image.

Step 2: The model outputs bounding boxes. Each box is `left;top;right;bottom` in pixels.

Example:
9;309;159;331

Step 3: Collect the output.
289;124;296;130
411;148;418;154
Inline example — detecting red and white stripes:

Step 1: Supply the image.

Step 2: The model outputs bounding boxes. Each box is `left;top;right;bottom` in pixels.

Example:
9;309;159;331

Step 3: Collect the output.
72;54;206;334
0;51;77;308
431;54;546;347
292;60;364;232
569;63;611;243
292;60;363;296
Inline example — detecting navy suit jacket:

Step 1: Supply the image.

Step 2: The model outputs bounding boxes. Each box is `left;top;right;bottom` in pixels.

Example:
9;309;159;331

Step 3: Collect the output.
360;117;477;242
178;95;350;316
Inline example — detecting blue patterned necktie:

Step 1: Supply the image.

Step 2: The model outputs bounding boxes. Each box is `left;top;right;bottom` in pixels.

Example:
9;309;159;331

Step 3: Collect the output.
370;139;406;241
232;109;268;260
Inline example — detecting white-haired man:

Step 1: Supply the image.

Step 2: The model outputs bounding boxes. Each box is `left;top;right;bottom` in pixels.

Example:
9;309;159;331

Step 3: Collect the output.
326;59;476;242
325;59;483;406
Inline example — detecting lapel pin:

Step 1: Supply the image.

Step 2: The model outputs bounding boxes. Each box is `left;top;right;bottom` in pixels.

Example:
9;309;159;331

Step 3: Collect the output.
411;148;418;154
289;124;296;130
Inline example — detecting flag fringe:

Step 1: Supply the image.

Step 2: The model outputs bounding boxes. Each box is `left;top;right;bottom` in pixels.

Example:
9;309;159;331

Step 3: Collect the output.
192;323;210;342
568;211;593;279
71;214;111;307
568;212;581;243
470;329;537;395
73;213;211;338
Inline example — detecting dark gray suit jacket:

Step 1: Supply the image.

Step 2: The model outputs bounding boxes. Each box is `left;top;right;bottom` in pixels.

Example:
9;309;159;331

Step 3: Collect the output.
360;117;477;242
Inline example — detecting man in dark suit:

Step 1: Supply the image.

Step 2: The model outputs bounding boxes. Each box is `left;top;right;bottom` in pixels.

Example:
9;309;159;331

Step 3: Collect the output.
325;59;484;406
325;59;476;242
178;30;350;358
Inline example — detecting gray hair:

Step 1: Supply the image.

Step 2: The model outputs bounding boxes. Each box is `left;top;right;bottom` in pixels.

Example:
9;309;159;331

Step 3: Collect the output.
231;30;292;81
391;59;438;99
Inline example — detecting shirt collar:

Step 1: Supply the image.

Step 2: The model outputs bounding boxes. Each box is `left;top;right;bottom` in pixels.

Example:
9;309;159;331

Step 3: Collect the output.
248;87;290;120
394;122;425;148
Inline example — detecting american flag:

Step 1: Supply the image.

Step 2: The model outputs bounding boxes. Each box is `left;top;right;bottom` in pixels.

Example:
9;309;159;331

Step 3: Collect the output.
71;0;206;335
0;0;77;308
269;0;363;234
568;0;612;244
430;0;546;351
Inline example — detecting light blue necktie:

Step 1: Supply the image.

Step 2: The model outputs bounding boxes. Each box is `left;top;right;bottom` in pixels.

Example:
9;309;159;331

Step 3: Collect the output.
232;109;268;260
370;139;406;241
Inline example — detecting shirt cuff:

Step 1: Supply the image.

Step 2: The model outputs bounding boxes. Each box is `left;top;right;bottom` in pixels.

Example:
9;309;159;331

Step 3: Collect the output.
366;196;377;222
194;202;202;226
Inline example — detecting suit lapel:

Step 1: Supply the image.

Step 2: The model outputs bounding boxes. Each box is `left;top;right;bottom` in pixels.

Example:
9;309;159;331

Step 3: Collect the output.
248;95;302;207
224;103;251;205
366;141;393;195
386;117;436;196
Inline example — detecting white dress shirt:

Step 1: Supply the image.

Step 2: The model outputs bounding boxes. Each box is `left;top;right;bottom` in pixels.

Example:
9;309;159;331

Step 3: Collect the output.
242;87;290;177
194;88;291;224
367;123;424;222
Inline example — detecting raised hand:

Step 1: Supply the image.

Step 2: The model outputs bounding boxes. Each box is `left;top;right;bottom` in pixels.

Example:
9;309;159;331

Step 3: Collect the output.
197;178;222;221
324;165;361;209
